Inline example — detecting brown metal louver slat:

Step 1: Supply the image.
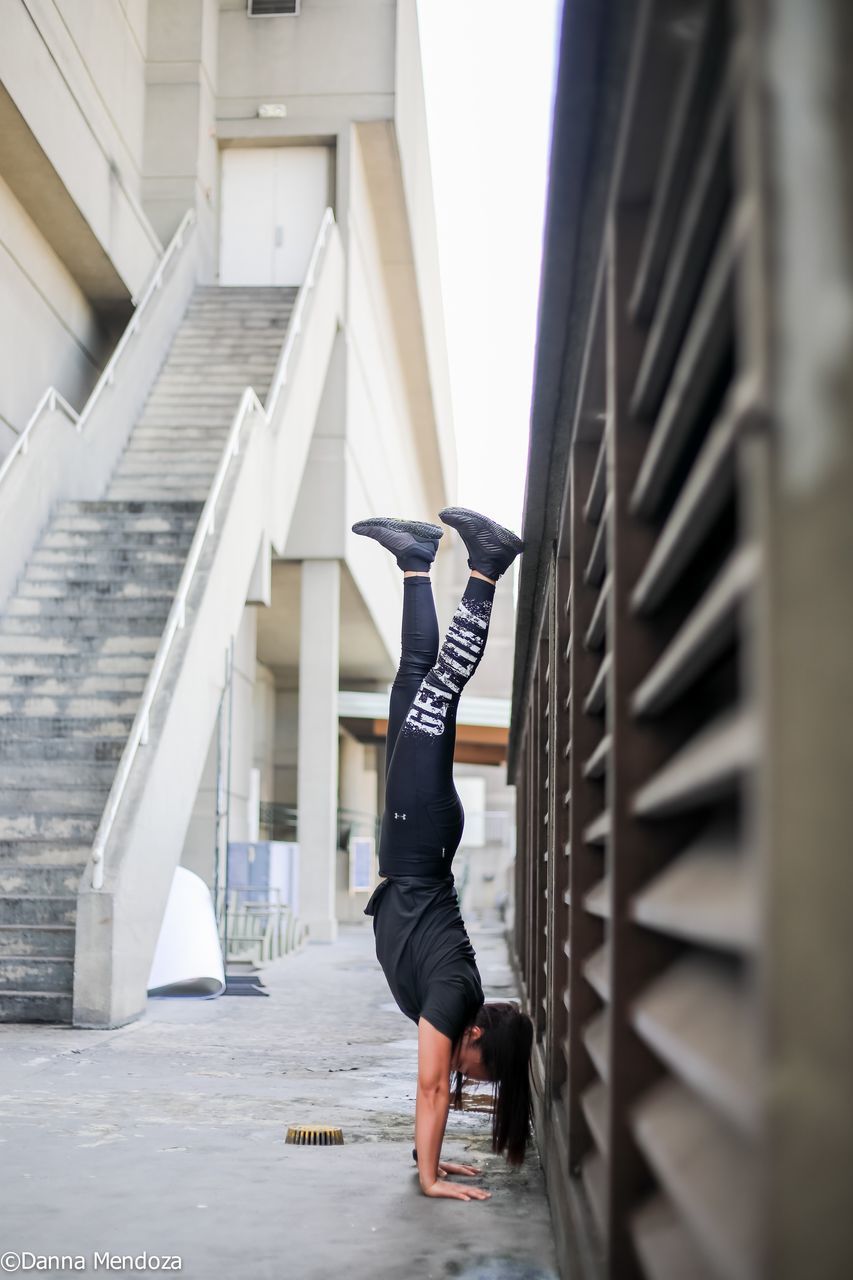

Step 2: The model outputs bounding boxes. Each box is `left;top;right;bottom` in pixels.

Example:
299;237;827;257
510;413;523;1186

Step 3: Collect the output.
616;3;760;1278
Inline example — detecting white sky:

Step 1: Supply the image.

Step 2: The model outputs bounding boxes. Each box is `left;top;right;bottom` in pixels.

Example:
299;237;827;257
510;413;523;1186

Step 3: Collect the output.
417;0;562;533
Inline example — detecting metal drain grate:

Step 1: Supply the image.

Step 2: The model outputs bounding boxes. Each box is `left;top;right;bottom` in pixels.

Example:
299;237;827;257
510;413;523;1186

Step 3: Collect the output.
285;1125;344;1145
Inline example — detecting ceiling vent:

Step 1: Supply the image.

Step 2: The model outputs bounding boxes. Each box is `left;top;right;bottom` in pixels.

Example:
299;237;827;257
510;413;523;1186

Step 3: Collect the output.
248;0;300;15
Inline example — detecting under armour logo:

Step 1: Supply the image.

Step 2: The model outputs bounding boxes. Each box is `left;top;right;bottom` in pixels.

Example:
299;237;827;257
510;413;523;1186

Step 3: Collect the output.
394;812;407;821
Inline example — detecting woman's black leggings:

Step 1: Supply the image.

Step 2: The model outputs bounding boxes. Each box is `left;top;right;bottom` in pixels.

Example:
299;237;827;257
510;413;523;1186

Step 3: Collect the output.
378;573;496;878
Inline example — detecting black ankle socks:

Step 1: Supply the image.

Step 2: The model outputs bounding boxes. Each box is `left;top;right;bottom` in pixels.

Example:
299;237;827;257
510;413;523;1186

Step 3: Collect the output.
397;546;435;572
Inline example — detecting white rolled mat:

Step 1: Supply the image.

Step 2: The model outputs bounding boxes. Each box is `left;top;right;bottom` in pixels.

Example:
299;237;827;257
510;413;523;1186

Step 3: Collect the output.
147;866;225;998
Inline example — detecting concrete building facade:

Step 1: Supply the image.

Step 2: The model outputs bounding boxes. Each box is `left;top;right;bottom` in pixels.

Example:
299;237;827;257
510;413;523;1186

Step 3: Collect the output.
0;0;511;1029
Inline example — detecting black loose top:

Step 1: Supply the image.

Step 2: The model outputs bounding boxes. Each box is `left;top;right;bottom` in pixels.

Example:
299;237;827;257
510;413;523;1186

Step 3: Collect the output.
364;874;484;1044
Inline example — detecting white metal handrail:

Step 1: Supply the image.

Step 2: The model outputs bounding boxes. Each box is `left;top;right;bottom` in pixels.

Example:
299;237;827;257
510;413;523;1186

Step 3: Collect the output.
89;210;337;890
265;206;334;420
0;389;79;491
0;209;196;498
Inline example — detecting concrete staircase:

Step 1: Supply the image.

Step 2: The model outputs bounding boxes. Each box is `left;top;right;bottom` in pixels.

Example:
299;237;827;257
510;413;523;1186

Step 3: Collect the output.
0;286;296;1022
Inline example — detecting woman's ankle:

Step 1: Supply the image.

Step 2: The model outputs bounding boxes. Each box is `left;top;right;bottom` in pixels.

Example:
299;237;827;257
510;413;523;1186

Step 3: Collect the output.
404;570;431;579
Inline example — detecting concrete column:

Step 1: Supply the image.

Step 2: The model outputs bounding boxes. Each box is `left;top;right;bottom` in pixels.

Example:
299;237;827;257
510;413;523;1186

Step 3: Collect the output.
297;560;340;942
143;0;219;272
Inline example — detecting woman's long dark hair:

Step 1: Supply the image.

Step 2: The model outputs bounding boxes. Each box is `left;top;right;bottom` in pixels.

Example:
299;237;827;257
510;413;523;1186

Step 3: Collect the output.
449;1000;535;1165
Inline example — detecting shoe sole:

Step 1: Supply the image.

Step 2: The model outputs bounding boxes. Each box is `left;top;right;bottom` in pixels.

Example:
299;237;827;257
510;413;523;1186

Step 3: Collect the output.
438;507;524;554
352;517;444;541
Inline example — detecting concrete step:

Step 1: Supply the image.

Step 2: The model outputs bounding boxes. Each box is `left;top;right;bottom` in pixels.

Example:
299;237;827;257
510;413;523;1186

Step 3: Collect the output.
158;353;274;363
0;813;101;841
105;485;213;500
0;635;159;660
135;409;236;421
176;327;290;338
21;565;183;586
0;787;108;813
152;368;260;378
169;322;289;332
30;549;186;568
0;742;122;768
162;355;281;368
0;714;134;740
0;673;145;696
13;578;175;601
0;951;74;984
0;836;96;861
40;531;196;551
0;617;167;636
0;694;139;719
0;657;151;682
153;341;275;351
0;895;77;926
108;473;216;489
160;366;277;378
179;310;292;322
50;513;199;534
128;431;230;444
145;385;249;398
113;455;221;472
109;473;216;488
57;500;204;515
106;479;211;490
106;489;211;502
0;990;72;1021
181;311;293;323
136;403;236;413
119;441;227;455
42;530;195;550
0;864;84;894
185;295;295;306
0;924;76;957
11;588;175;609
0;761;117;788
132;422;234;435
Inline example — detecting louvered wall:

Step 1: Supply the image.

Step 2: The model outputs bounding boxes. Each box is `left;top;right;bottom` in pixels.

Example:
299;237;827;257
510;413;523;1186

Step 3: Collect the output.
512;2;765;1277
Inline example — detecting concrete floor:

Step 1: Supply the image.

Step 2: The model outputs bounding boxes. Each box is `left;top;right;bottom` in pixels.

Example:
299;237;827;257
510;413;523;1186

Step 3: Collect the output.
0;918;560;1280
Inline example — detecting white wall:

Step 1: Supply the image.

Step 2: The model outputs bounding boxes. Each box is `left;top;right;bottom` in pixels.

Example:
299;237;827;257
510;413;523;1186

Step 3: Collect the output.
0;175;104;449
253;661;277;807
143;0;220;261
0;0;160;300
336;729;379;923
394;0;456;500
216;0;395;129
342;122;450;662
180;605;259;883
274;688;299;806
53;0;150;183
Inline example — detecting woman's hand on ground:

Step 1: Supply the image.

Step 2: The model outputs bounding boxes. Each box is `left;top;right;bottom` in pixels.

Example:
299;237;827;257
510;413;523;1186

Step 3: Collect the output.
437;1160;480;1177
422;1178;491;1201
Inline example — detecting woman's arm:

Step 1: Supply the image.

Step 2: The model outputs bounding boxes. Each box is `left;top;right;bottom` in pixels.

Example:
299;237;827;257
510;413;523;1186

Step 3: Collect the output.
415;1017;490;1202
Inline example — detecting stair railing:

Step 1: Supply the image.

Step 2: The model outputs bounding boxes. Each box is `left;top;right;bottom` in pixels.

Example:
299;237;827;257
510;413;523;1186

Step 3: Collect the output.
0;209;196;496
89;208;337;891
265;206;335;421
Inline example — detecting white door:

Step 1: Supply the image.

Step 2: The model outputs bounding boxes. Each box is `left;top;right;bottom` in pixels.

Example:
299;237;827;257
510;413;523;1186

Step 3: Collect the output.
219;147;329;286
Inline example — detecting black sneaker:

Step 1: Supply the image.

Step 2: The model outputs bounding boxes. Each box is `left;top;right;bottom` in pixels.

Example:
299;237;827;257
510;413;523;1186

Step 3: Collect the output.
438;507;524;579
351;517;443;571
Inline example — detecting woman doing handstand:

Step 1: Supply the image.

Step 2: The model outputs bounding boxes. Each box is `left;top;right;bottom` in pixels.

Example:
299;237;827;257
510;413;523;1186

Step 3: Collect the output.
355;507;534;1203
